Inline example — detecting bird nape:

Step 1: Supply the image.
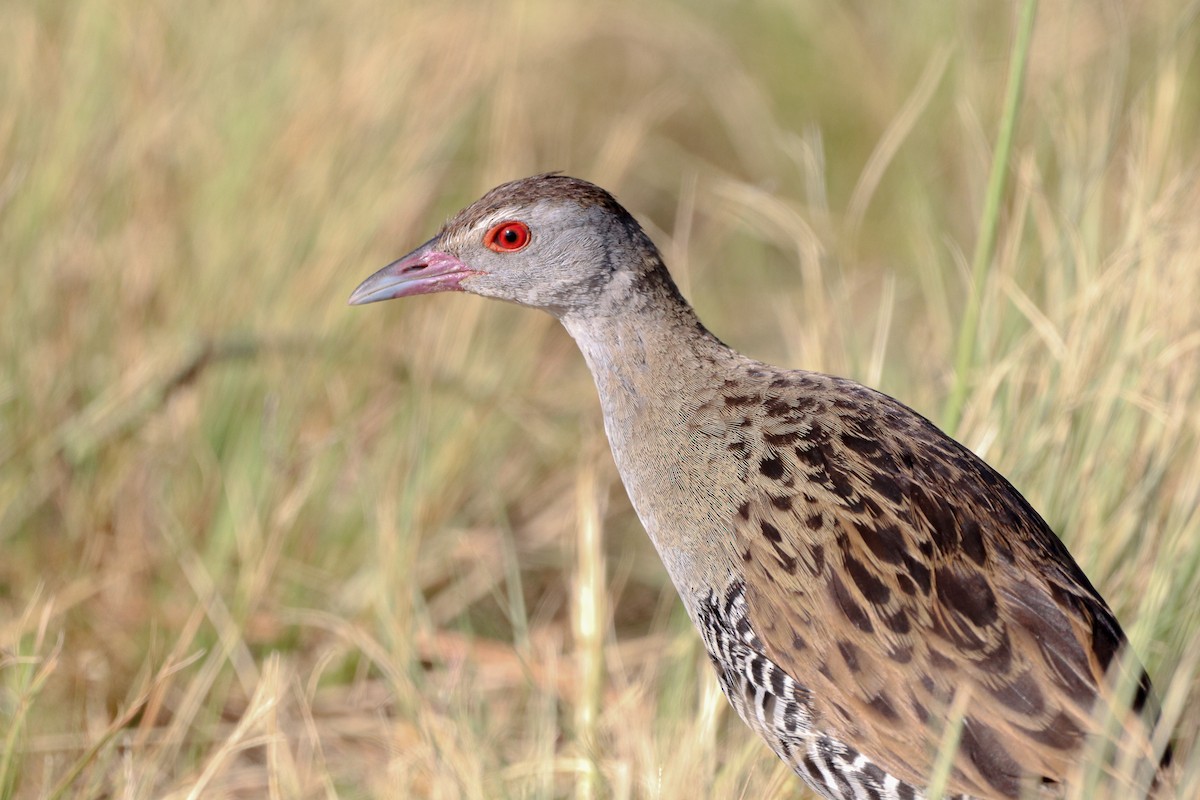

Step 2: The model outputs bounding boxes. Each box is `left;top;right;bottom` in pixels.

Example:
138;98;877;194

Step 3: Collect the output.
349;174;1172;799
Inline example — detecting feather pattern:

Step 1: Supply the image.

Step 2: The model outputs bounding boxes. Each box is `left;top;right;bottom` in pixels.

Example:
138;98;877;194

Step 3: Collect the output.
689;366;1161;797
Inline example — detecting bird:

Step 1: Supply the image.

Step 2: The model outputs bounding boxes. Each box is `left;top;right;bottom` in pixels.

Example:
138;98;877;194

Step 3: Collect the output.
349;174;1169;799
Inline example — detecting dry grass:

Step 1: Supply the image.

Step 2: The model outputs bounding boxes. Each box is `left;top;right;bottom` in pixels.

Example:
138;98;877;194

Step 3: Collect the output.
1;1;1198;797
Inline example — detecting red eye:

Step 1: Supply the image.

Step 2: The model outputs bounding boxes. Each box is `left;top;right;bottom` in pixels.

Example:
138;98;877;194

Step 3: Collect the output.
484;221;531;252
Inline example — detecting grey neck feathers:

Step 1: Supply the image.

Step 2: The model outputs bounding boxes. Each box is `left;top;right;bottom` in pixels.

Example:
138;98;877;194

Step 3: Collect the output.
561;257;729;409
559;259;745;600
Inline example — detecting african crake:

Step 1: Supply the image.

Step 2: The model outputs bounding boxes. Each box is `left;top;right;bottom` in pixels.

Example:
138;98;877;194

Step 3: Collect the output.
349;175;1169;798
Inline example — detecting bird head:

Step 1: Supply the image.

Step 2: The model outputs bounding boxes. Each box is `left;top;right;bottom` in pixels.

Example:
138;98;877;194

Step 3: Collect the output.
349;174;658;318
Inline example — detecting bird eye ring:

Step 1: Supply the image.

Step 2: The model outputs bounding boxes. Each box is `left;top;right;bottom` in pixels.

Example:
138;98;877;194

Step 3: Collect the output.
484;221;531;252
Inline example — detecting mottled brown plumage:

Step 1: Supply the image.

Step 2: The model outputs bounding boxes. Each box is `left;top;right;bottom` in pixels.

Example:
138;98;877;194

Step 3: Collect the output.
349;174;1170;799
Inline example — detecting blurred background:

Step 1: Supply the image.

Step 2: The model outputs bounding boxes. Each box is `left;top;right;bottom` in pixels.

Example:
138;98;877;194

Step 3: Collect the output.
1;1;1198;797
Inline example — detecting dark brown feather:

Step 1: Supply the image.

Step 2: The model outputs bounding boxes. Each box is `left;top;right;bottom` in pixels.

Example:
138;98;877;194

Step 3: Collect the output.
708;368;1160;796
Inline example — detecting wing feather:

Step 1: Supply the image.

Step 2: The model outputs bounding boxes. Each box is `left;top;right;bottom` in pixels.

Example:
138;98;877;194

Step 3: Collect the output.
716;371;1158;797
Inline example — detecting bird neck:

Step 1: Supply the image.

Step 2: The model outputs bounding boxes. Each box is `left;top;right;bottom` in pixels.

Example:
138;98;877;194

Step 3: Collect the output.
559;264;745;600
560;264;732;419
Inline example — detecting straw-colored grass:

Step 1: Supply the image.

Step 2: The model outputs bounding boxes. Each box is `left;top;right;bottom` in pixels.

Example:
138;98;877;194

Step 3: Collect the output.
1;1;1198;797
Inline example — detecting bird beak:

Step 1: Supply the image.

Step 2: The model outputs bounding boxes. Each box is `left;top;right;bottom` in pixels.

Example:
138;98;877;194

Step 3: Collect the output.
348;237;481;306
